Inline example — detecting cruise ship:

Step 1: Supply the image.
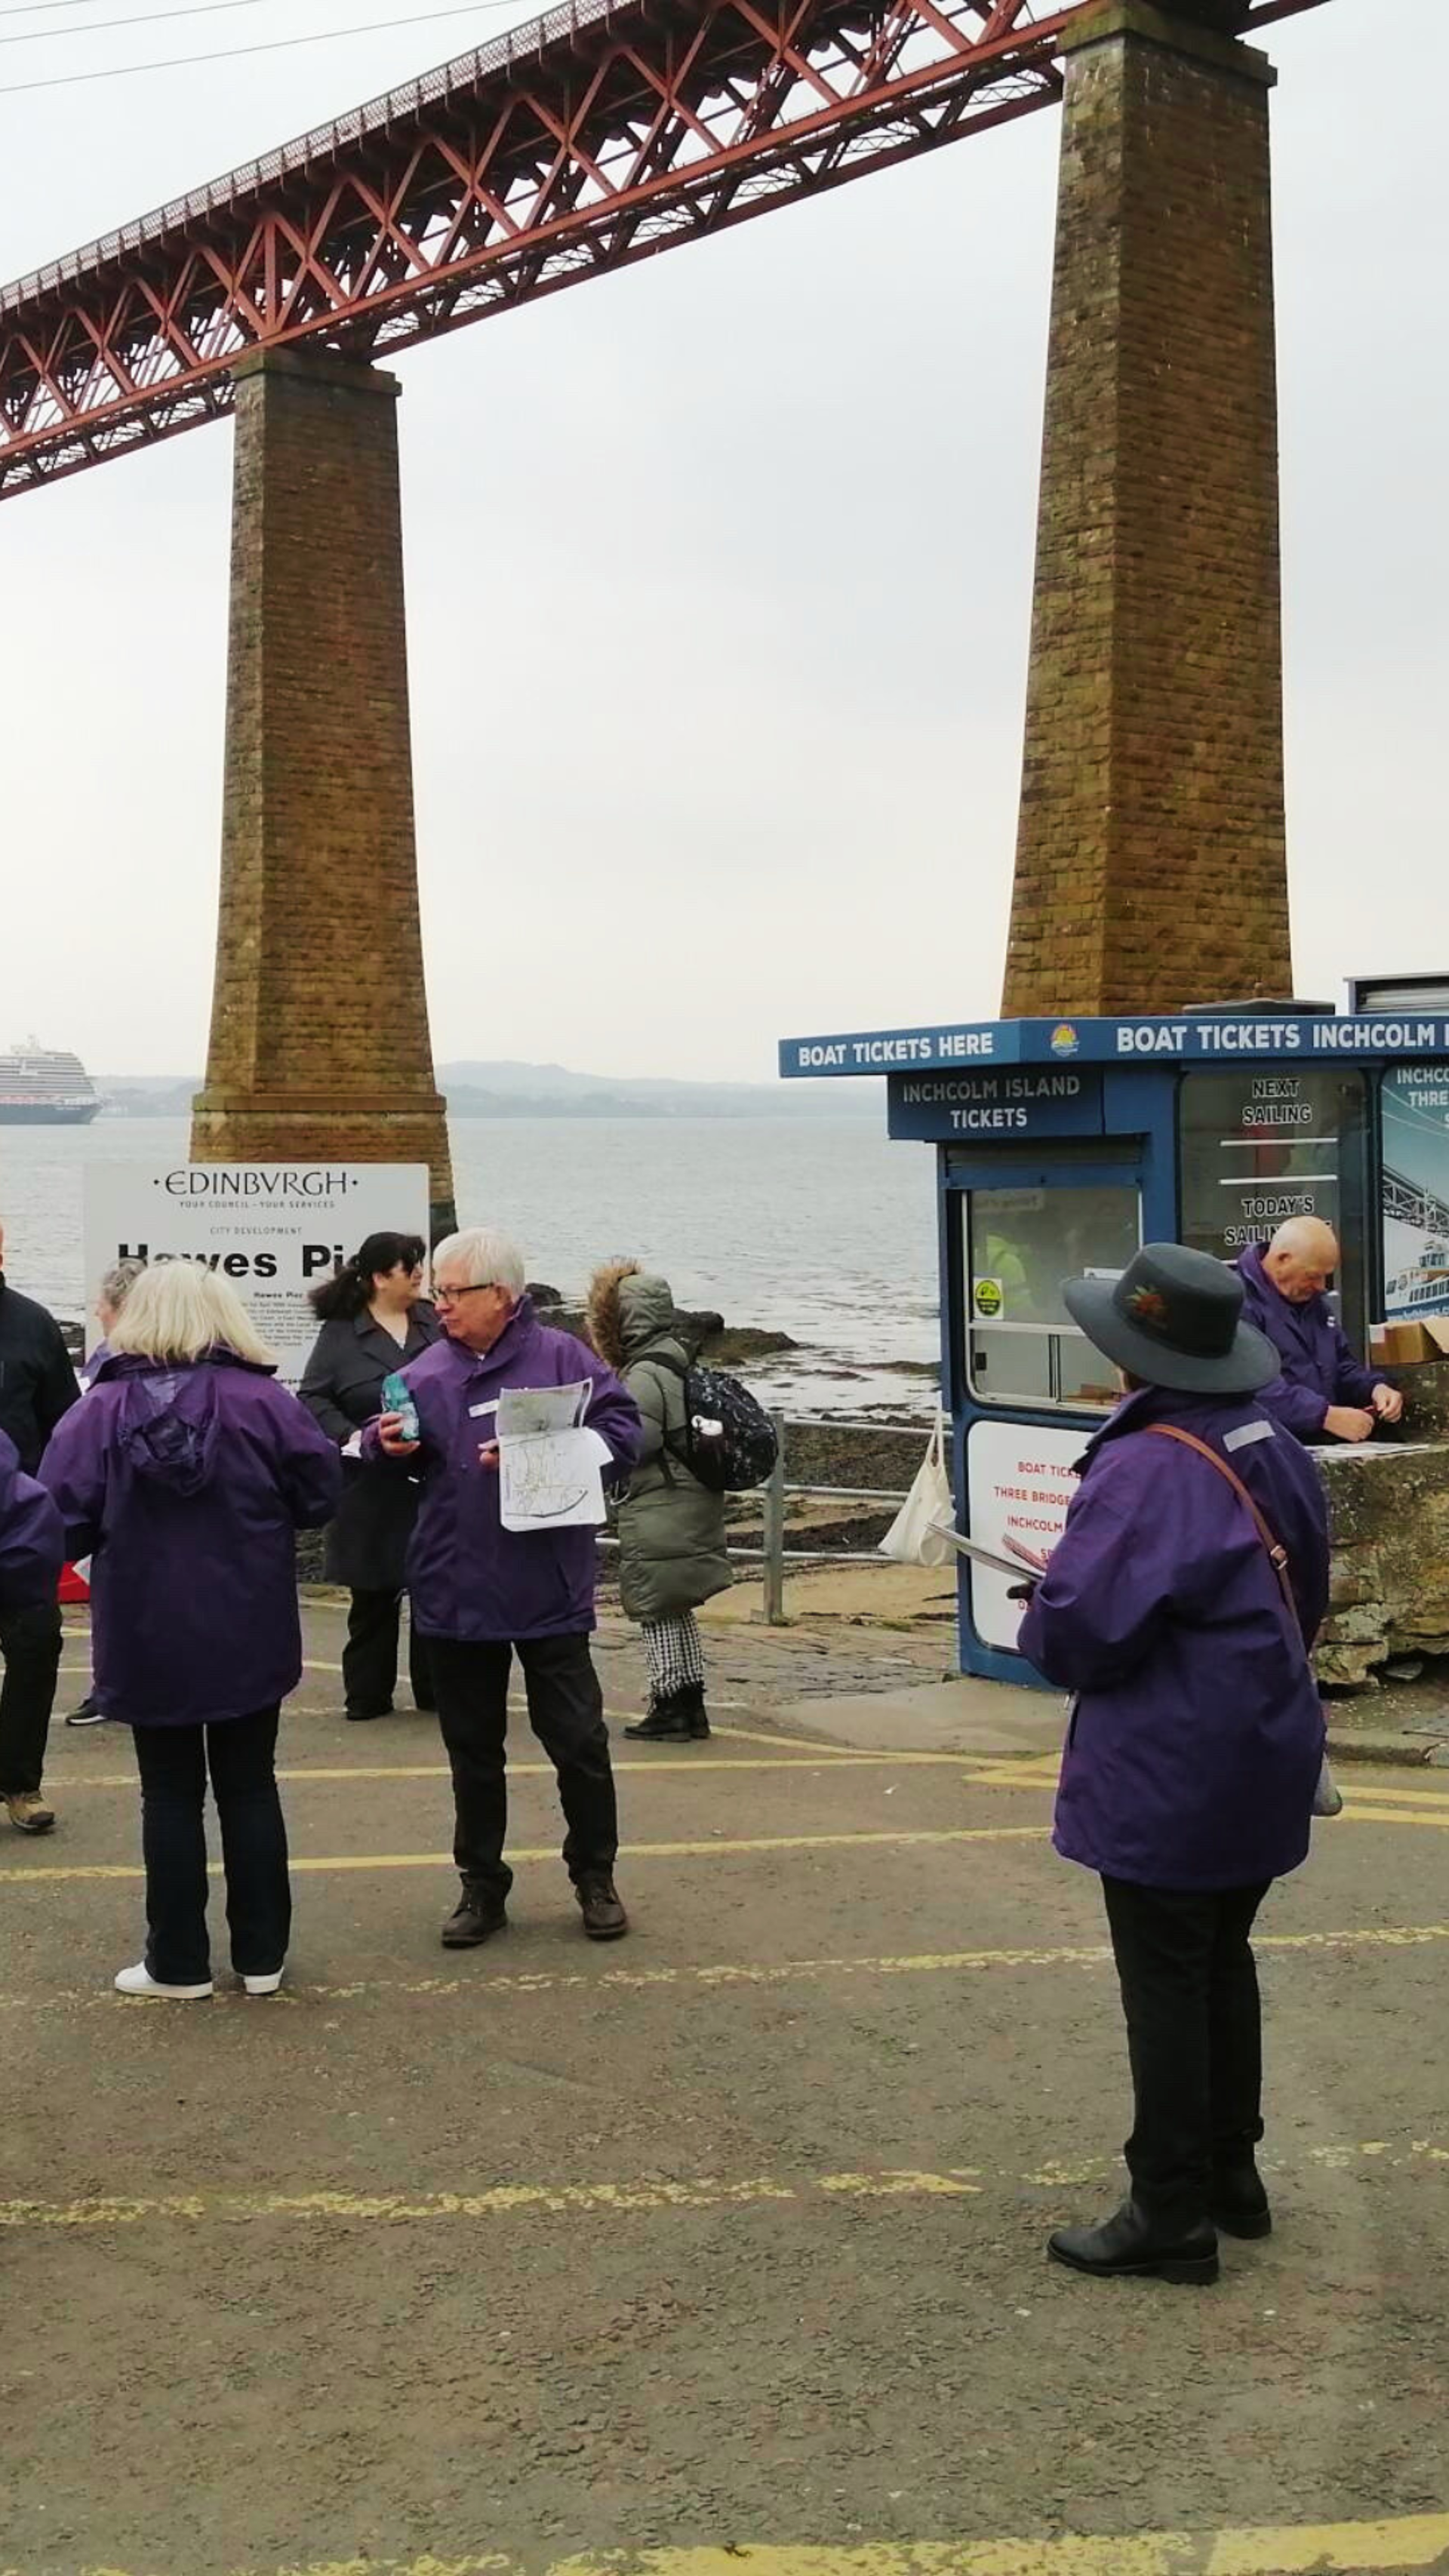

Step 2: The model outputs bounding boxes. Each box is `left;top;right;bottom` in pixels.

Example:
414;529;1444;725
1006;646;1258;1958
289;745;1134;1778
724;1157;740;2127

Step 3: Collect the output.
0;1042;101;1125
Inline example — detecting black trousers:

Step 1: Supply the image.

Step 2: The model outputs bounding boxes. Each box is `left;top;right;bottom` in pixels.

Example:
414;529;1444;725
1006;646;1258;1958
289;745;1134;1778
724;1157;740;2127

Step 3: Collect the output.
1102;1875;1271;2227
131;1709;291;1985
428;1633;618;1900
0;1597;62;1795
343;1588;435;1716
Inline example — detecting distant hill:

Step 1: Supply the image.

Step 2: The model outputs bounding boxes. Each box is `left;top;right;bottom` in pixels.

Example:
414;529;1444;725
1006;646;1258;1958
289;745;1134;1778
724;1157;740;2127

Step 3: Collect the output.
94;1062;875;1120
436;1060;875;1119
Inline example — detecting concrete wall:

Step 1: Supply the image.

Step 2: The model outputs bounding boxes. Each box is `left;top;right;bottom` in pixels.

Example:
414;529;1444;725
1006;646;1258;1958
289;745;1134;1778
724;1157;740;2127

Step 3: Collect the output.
1317;1386;1449;1688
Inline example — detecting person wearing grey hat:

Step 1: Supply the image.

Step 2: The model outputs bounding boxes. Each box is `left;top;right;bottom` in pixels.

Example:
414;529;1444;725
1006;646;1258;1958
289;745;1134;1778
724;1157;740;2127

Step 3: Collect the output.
1017;1245;1331;2287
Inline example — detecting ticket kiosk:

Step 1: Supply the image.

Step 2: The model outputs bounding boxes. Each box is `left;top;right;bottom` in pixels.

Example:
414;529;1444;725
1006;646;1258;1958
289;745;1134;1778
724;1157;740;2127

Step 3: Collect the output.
779;1004;1449;1682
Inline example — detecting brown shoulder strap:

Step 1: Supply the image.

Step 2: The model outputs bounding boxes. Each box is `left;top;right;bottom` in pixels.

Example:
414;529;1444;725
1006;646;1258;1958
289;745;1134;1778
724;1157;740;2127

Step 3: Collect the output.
1143;1421;1303;1640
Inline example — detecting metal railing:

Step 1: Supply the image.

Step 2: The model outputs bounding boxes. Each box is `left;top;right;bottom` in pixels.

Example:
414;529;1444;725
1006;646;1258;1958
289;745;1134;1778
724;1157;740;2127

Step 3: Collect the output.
599;1409;931;1625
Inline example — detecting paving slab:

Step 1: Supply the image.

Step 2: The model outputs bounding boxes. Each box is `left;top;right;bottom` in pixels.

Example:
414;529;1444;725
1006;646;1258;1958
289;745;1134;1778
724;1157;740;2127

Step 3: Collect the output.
769;1672;1065;1757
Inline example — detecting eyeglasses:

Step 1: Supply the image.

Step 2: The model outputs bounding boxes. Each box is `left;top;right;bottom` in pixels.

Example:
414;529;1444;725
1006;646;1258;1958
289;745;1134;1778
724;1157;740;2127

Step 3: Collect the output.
432;1282;499;1308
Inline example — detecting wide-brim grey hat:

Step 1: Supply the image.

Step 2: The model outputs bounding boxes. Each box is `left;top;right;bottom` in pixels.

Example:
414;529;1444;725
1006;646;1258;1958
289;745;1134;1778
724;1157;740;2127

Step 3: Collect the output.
1063;1242;1281;1398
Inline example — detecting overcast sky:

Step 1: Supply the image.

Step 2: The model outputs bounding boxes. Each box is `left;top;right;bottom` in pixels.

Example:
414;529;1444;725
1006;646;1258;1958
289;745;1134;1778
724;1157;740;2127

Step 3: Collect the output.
1;0;1444;1082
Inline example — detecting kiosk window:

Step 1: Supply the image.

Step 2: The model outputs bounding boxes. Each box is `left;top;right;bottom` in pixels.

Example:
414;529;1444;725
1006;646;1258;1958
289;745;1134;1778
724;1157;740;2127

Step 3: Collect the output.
1179;1069;1368;1336
961;1183;1140;1409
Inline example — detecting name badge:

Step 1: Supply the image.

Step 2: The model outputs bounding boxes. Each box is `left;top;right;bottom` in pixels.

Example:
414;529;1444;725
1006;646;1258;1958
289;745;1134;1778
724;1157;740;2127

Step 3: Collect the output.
469;1400;498;1420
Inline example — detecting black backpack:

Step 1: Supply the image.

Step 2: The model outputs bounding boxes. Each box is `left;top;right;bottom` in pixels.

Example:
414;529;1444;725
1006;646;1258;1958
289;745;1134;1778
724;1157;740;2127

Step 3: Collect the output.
634;1349;779;1493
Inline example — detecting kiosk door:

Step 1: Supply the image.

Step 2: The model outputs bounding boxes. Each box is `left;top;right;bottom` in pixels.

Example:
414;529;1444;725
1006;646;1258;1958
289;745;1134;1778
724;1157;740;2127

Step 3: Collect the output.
944;1153;1144;1682
951;1159;1143;1413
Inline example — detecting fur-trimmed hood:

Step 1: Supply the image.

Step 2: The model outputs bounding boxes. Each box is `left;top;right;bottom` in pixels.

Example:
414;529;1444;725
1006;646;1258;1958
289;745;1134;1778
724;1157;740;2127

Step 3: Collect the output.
586;1263;679;1369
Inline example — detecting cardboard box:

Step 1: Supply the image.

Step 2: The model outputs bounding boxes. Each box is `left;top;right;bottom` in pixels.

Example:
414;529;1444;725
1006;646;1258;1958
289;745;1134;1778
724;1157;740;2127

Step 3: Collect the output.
1371;1319;1449;1367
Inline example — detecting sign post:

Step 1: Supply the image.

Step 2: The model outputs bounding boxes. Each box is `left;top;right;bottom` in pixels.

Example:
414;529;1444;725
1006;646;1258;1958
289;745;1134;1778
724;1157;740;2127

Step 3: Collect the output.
82;1163;430;1388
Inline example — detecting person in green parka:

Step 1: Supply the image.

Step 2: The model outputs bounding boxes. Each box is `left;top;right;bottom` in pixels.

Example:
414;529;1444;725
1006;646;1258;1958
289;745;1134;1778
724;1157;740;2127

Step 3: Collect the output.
586;1262;731;1743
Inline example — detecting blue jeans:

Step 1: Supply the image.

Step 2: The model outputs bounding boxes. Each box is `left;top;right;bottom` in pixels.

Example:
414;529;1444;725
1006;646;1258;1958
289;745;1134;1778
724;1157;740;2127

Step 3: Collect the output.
131;1709;290;1984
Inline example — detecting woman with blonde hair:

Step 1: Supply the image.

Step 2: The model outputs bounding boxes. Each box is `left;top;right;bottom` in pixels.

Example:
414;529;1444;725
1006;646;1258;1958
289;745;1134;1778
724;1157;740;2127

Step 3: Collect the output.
40;1263;341;2000
586;1261;731;1741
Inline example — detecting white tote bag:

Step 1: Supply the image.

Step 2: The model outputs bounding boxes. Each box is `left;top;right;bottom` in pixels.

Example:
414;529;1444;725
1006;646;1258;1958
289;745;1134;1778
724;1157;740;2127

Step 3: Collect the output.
878;1410;955;1568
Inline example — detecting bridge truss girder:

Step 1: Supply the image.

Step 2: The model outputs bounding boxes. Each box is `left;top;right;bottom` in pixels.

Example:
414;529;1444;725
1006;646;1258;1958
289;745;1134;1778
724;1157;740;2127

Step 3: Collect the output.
0;0;1329;500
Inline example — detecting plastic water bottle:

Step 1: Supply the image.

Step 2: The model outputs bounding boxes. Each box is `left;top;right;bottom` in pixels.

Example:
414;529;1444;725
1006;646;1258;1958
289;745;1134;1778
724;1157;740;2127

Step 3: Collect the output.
381;1369;419;1442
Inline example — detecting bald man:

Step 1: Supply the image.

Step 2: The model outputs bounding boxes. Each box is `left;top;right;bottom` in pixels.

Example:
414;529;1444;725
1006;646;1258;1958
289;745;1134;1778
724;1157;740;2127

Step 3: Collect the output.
1235;1220;1404;1445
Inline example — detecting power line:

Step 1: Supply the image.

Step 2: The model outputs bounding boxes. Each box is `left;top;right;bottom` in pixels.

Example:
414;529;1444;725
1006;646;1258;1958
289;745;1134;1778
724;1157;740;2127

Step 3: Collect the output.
2;2;262;47
0;1;147;17
0;0;518;90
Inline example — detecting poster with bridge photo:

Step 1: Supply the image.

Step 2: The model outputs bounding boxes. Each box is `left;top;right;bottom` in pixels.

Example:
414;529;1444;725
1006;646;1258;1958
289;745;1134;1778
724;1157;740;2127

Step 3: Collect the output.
82;1163;429;1389
1382;1070;1449;1319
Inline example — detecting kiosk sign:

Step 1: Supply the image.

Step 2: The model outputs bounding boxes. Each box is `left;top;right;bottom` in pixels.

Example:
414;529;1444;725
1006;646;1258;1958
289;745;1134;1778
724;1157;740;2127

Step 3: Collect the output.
1382;1069;1449;1319
965;1419;1081;1653
888;1068;1103;1142
783;1013;1449;1078
82;1162;429;1389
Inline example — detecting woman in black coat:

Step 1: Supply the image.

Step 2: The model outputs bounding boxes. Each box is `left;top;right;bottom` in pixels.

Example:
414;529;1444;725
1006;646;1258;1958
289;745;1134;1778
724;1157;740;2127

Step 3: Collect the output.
299;1231;441;1721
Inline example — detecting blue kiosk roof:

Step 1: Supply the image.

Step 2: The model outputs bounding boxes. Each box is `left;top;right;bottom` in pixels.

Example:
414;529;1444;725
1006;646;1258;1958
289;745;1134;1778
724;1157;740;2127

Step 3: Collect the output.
779;1011;1449;1078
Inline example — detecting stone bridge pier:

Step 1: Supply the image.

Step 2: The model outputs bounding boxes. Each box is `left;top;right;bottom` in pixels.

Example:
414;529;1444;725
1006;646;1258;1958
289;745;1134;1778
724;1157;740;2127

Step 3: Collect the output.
1004;0;1294;1017
191;345;455;1239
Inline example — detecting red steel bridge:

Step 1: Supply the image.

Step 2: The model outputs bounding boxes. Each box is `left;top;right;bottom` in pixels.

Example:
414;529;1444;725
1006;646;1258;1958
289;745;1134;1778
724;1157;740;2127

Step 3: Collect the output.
0;0;1329;501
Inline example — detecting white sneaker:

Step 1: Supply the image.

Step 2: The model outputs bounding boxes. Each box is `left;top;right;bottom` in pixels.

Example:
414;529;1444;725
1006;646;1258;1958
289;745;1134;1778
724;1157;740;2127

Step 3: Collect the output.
241;1968;285;1997
113;1961;213;2000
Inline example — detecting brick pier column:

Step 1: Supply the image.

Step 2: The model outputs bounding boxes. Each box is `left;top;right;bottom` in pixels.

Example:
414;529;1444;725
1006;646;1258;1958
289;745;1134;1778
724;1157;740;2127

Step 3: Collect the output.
192;346;455;1236
1001;0;1293;1017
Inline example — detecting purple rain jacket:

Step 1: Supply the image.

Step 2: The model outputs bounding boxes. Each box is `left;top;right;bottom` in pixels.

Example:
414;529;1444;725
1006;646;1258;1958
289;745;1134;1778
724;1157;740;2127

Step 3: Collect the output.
361;1297;642;1642
0;1428;64;1615
38;1349;343;1727
78;1337;112;1393
1235;1242;1380;1442
1017;1384;1330;1891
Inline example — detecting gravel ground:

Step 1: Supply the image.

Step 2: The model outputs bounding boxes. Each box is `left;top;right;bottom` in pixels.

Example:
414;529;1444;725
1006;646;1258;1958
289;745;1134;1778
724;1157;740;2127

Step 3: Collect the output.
3;1600;1448;2573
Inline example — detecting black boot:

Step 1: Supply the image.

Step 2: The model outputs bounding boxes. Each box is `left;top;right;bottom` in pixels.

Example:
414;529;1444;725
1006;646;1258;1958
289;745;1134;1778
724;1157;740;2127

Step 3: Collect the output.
678;1681;710;1740
624;1690;694;1743
575;1871;629;1940
440;1882;508;1948
1211;2160;1272;2239
1048;2197;1219;2285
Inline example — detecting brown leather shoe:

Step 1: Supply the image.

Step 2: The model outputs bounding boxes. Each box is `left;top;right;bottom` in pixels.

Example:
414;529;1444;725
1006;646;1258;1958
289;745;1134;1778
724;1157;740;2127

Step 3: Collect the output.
575;1871;629;1940
440;1885;507;1948
5;1790;55;1836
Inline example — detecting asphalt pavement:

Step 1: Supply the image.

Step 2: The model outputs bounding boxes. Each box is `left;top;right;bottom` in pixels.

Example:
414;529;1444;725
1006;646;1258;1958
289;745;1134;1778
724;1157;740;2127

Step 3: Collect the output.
3;1597;1449;2576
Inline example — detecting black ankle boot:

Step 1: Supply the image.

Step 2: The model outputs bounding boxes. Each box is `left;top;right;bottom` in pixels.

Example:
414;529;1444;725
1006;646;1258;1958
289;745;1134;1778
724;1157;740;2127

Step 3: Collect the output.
678;1681;710;1740
1211;2160;1272;2239
624;1691;693;1742
1048;2196;1219;2285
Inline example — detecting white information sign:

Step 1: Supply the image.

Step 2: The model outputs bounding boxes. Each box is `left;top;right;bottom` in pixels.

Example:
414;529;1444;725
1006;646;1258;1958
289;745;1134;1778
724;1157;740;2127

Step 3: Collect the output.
964;1417;1084;1652
82;1162;429;1390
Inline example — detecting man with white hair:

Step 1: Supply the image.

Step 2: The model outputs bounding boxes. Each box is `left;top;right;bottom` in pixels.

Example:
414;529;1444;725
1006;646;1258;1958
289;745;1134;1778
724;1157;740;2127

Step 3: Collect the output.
1235;1218;1404;1445
367;1227;642;1947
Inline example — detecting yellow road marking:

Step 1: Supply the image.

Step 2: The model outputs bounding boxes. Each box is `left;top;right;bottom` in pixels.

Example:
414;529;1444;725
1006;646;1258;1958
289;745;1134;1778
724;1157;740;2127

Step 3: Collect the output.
22;2528;1449;2576
1339;1805;1449;1830
1324;1778;1449;1805
5;1920;1448;2014
43;1750;1008;1790
0;1823;1048;1884
54;1688;879;1764
6;2133;1449;2236
553;2526;1449;2576
0;2165;984;2230
0;2131;1444;2236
